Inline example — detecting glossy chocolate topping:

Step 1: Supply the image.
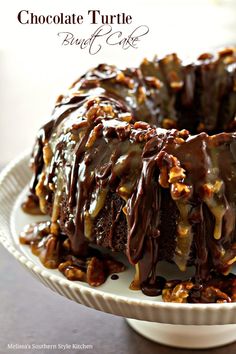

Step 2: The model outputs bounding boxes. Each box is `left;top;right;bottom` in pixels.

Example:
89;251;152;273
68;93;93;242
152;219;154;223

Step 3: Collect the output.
21;48;236;302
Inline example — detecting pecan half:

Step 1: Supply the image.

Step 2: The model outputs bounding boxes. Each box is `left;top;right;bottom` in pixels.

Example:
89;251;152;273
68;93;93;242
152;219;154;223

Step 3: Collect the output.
59;260;86;281
162;118;177;129
87;257;106;287
168;166;186;183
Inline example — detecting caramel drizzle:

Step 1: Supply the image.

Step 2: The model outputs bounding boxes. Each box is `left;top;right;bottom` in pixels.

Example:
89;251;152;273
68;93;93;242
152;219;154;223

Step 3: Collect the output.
27;48;236;292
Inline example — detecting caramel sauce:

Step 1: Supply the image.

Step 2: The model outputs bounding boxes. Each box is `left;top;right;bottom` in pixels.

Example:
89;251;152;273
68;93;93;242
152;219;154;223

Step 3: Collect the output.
21;48;236;302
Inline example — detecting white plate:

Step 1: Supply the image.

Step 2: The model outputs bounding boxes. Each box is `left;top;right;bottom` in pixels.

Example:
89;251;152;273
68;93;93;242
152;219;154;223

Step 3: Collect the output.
1;153;236;348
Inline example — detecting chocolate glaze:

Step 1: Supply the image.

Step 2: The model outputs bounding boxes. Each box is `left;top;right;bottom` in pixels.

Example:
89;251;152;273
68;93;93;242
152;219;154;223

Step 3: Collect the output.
111;274;119;280
21;48;236;303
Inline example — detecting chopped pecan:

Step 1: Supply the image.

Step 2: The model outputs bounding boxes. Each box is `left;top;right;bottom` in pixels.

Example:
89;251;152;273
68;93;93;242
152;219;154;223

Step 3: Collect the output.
31;234;61;269
201;183;214;198
116;72;134;89
198;52;214;61
213;180;223;193
178;129;189;139
162;53;180;65
141;58;149;66
134;121;149;130
145;76;162;89
86;97;100;109
171;182;191;200
201;286;231;303
137;86;146;104
59;260;86;281
19;221;50;245
102;104;115;117
159;166;169;188
87;257;106;287
163;281;194;303
86;105;105;121
72;120;89;131
119;112;133;123
168;166;186;183
167;71;183;92
21;195;42;215
201;180;223;199
218;47;235;58
162;118;177;129
116;122;131;140
43;234;61;268
85;123;103;148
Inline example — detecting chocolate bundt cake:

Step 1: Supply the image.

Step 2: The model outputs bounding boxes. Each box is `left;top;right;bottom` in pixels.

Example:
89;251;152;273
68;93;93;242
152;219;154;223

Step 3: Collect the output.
21;47;236;303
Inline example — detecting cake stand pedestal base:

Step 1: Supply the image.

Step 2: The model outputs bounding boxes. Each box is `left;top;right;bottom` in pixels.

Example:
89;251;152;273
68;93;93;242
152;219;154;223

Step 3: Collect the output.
126;318;236;348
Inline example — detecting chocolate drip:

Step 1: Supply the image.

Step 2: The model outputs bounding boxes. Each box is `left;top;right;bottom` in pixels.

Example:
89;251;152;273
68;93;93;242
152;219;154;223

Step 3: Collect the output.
21;48;236;302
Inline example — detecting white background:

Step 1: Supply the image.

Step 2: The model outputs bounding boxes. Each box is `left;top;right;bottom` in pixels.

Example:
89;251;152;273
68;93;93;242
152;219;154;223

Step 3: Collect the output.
0;0;236;165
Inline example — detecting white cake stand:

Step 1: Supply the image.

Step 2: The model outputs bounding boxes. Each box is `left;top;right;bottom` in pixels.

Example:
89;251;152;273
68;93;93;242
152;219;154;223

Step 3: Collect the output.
1;153;236;349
